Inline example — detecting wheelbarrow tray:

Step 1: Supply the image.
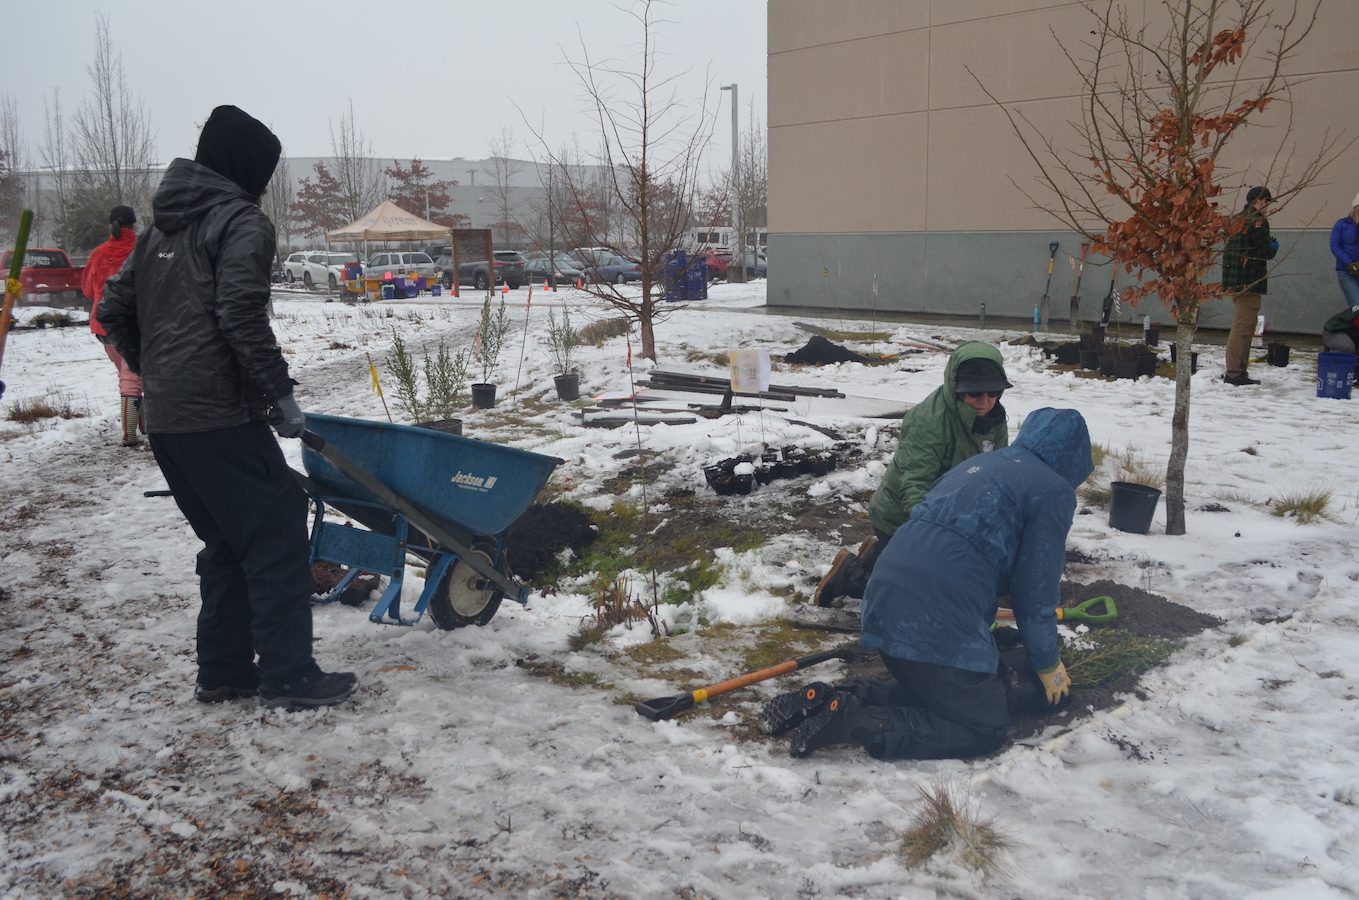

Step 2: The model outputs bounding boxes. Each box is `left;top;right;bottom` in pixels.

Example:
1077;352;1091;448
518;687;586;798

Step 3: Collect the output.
301;413;562;538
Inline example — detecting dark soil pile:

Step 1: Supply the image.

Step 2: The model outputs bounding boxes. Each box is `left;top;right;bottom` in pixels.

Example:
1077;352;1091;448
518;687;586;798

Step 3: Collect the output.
784;335;869;365
504;501;598;582
835;580;1223;743
311;560;380;606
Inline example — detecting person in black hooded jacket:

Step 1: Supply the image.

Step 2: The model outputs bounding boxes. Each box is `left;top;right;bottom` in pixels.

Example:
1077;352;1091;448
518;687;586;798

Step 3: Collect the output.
98;106;357;712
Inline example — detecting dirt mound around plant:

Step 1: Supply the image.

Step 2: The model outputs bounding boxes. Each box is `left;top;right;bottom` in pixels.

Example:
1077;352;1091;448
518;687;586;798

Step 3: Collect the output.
504;501;598;582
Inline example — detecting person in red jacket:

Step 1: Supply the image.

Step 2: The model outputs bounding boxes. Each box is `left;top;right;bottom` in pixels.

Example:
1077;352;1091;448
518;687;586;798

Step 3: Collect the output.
83;206;142;446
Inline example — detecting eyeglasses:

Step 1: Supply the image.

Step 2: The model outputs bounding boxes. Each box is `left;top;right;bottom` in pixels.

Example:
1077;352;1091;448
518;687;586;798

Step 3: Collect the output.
963;391;1002;400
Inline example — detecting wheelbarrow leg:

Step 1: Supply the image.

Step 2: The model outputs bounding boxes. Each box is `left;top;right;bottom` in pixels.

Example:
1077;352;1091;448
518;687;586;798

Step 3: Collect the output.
368;569;407;624
410;552;457;623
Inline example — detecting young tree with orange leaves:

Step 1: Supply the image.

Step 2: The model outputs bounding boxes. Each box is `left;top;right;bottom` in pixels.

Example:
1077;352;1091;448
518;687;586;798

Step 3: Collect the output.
981;0;1344;534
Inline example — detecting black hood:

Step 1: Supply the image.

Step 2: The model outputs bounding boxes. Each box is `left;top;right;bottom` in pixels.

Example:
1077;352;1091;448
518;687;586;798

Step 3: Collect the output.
152;158;256;234
194;105;281;199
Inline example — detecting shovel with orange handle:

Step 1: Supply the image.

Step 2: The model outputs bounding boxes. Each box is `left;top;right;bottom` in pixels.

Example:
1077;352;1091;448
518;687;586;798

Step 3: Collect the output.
635;648;849;721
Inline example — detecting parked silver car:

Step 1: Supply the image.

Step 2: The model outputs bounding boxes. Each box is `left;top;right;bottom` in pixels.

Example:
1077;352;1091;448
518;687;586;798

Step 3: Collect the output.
282;251;361;288
365;251;437;279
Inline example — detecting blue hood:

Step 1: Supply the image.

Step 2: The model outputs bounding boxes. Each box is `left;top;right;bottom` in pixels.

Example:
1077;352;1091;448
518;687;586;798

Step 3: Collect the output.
1012;408;1093;488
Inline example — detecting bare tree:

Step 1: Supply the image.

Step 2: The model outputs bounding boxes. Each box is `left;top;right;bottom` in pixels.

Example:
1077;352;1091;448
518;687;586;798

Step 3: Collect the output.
39;89;73;249
485;126;525;246
328;100;385;223
0;95;29;243
263;150;296;258
977;0;1345;534
719;102;767;276
529;0;716;361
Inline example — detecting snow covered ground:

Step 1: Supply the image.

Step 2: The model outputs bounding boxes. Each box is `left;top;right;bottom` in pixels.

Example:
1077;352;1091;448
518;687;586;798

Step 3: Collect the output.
2;279;1359;899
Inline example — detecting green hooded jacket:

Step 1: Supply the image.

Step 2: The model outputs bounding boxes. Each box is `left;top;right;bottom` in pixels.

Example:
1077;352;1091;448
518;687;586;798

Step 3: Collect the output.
868;341;1011;537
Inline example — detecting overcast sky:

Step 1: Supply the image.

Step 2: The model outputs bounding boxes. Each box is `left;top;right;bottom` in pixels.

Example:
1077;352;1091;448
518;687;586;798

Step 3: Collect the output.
6;0;766;176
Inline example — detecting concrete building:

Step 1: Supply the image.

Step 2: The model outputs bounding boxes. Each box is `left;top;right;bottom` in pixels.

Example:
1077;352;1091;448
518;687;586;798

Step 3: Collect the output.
767;1;1359;334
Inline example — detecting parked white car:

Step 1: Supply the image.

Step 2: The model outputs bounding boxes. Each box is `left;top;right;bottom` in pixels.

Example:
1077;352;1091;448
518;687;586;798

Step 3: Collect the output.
282;251;361;288
365;251;436;280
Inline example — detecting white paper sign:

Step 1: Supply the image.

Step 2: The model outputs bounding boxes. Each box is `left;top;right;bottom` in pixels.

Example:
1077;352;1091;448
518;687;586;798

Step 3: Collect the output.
729;350;771;393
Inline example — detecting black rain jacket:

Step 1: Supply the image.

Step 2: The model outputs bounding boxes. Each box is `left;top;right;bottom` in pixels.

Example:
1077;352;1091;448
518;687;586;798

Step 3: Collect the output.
98;159;292;433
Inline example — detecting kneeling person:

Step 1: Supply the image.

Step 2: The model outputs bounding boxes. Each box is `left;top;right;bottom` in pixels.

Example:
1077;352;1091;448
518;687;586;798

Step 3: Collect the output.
770;407;1092;760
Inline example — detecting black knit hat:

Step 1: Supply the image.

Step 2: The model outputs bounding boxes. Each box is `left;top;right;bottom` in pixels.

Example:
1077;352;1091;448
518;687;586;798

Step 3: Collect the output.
1246;186;1272;205
194;105;282;199
955;358;1012;394
109;205;136;226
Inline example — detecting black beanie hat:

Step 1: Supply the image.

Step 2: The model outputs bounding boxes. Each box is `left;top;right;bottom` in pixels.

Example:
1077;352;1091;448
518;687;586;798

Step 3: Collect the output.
194;105;282;199
1246;186;1272;206
954;358;1013;394
109;205;136;226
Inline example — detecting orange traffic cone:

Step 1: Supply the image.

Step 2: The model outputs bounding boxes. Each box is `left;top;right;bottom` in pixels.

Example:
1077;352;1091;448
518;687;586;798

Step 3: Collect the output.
502;283;508;295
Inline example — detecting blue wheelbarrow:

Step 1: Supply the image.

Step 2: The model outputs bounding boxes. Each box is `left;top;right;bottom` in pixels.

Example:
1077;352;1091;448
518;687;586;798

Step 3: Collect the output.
296;414;563;629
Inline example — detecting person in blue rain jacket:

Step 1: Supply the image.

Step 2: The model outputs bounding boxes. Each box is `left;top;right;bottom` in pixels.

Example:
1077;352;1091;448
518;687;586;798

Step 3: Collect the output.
762;407;1093;760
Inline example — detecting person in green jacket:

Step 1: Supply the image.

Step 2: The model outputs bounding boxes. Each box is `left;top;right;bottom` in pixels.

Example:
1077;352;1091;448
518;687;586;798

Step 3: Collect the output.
813;341;1011;606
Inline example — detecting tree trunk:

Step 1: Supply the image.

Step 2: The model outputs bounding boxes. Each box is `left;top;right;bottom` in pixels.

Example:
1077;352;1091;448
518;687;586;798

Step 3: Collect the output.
1164;313;1196;535
638;280;657;361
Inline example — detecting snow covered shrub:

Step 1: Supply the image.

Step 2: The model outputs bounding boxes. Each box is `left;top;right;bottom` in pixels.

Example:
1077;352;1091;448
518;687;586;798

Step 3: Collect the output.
576;316;630;346
1269;488;1336;524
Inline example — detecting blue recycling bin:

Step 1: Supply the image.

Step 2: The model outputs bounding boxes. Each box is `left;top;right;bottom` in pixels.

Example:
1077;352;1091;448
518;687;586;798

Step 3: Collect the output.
663;250;708;302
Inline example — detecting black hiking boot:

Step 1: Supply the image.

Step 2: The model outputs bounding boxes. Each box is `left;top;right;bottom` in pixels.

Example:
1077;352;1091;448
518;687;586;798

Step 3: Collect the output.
813;548;856;607
788;691;889;758
758;681;832;735
259;671;359;712
194;682;260;703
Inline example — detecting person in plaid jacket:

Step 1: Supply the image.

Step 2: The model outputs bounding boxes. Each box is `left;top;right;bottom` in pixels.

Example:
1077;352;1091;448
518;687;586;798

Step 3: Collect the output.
1220;186;1278;385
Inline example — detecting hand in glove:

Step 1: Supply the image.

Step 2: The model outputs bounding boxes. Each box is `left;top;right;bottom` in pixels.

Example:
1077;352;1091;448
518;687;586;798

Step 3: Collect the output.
1035;660;1070;705
268;394;306;439
1347;261;1359;278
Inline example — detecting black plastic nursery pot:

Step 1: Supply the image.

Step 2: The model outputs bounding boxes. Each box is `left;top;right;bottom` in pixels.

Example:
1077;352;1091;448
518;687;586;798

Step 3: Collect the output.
1168;344;1199;374
1079;349;1101;370
471;383;497;409
415;418;463;436
554;373;581;401
1266;342;1290;368
1109;481;1162;534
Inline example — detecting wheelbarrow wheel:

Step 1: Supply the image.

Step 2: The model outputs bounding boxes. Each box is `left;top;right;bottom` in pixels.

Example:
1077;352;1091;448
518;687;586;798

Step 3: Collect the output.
428;547;504;630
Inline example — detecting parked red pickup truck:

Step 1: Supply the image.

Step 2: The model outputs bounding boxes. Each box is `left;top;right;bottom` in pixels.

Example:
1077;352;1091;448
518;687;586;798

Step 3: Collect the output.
1;249;86;304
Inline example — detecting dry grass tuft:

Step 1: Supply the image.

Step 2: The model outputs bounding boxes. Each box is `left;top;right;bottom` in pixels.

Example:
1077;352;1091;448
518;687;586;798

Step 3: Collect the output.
577;316;631;345
1114;445;1164;491
6;392;87;424
899;779;1013;878
1269;488;1336;525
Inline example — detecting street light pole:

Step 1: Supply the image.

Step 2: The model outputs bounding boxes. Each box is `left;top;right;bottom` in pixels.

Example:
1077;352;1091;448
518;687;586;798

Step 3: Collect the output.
720;83;742;282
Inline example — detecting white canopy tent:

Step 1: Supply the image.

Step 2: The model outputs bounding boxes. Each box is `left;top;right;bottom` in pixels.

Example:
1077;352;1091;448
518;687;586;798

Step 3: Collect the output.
326;201;450;244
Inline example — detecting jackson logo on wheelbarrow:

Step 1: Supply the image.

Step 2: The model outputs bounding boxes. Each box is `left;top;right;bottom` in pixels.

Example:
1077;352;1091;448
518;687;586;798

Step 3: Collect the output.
451;470;498;492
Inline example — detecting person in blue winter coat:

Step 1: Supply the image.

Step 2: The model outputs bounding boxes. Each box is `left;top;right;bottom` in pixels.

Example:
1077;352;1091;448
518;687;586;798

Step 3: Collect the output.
1331;192;1359;307
760;408;1093;760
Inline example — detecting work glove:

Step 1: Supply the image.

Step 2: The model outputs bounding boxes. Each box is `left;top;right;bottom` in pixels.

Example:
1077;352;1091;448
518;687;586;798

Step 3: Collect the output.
1347;261;1359;278
1035;660;1070;706
268;394;306;439
1271;238;1279;254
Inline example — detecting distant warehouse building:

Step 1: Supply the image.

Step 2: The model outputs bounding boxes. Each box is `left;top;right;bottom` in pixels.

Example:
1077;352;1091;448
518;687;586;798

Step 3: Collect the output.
766;2;1359;333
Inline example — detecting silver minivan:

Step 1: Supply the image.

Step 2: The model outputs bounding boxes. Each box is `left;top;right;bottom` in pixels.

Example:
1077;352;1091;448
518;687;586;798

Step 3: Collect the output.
365;251;436;279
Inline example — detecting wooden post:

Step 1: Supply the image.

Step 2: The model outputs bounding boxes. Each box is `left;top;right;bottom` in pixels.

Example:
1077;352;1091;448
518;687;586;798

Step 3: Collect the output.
484;228;494;300
452;236;460;298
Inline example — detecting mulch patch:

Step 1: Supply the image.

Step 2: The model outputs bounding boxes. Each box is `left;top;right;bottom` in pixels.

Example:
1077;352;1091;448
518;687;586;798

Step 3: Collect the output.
504;501;598;582
834;579;1224;743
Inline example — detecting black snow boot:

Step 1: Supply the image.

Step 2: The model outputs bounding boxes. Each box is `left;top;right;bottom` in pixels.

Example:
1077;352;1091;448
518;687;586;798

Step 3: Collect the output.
194;682;260;703
758;681;832;735
788;691;889;758
259;670;359;712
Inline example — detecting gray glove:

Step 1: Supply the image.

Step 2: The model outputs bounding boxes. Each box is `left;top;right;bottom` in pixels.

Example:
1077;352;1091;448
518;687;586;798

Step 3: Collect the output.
269;394;306;439
1348;261;1359;278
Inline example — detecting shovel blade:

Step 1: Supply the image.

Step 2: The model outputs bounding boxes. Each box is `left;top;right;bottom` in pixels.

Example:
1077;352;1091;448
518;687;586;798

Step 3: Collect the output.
635;693;694;721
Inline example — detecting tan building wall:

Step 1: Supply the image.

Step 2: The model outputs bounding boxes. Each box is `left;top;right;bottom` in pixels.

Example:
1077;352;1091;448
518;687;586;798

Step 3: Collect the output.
767;1;1359;332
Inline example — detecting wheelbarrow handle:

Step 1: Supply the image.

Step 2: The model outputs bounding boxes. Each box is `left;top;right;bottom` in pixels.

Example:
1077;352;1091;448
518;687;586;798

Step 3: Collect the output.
993;595;1117;625
634;648;848;722
299;429;525;602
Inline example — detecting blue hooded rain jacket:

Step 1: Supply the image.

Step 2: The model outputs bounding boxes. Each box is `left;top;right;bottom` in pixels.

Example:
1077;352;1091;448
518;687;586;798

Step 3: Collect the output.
860;407;1093;676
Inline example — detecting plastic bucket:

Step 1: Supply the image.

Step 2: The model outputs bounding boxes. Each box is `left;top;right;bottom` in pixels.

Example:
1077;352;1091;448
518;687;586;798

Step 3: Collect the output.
471;383;497;409
1317;352;1355;400
1108;481;1161;534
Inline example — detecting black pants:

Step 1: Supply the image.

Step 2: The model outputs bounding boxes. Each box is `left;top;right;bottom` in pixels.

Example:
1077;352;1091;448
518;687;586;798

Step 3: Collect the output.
150;422;319;689
841;653;1010;760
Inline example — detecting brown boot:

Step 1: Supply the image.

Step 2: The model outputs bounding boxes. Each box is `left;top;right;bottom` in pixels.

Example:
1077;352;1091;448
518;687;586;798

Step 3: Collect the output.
813;548;855;608
119;396;142;446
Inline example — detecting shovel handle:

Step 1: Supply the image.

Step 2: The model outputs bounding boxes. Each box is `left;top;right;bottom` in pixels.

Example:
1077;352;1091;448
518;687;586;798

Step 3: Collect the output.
993;596;1117;625
634;648;847;721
